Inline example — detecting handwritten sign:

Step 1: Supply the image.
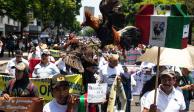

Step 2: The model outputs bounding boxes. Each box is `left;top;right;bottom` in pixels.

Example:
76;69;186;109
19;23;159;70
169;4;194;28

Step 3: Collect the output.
0;97;43;112
87;83;107;103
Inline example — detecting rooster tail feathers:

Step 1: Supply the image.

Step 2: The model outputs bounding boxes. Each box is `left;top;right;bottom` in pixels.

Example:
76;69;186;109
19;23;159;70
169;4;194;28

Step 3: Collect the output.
119;26;141;50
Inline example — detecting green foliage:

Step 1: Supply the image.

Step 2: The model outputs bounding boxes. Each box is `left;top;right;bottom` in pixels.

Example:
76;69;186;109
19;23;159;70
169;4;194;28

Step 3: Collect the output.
185;0;194;15
37;0;81;30
81;27;95;37
1;0;81;32
70;21;81;33
1;0;30;32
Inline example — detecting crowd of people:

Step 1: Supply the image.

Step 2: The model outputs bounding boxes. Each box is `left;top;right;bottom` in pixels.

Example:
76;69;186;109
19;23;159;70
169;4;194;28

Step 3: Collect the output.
0;33;194;112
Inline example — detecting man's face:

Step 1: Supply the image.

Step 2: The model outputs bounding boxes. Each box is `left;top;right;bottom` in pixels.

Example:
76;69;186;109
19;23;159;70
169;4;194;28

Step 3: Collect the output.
109;59;118;68
16;55;22;62
41;54;49;63
160;75;175;93
15;69;24;80
52;85;69;105
181;68;190;76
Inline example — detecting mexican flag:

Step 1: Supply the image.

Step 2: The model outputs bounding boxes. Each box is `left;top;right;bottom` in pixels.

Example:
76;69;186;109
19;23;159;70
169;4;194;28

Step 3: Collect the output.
135;4;191;49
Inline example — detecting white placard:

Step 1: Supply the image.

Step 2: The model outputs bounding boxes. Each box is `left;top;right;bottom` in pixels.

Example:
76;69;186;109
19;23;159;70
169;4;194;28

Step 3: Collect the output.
149;16;168;47
87;83;107;103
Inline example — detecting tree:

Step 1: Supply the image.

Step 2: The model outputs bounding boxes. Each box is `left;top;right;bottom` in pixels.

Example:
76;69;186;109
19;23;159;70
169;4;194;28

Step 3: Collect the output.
0;0;7;16
2;0;30;36
1;0;82;38
184;0;194;15
36;0;81;30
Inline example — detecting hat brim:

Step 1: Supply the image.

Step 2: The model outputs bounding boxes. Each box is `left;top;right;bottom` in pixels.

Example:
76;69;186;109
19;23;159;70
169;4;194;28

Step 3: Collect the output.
51;81;69;89
160;73;174;78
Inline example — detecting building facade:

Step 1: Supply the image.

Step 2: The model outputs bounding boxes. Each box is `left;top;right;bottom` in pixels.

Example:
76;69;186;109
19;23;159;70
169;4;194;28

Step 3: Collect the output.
0;15;21;37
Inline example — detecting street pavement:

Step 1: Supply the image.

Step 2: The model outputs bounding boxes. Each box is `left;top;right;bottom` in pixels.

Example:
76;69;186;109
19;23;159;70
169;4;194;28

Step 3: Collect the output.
0;52;194;111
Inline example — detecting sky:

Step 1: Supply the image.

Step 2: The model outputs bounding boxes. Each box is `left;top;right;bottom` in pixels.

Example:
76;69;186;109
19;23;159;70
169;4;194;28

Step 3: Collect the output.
76;0;102;23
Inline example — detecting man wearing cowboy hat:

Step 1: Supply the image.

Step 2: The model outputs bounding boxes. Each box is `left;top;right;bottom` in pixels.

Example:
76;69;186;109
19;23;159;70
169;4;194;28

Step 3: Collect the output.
2;62;39;99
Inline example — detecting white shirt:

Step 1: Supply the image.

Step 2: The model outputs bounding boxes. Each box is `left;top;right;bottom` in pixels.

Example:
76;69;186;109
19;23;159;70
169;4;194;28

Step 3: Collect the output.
143;85;186;112
99;63;124;85
98;56;108;69
32;62;60;78
43;99;67;112
55;58;66;72
5;58;29;76
140;91;150;112
0;40;3;52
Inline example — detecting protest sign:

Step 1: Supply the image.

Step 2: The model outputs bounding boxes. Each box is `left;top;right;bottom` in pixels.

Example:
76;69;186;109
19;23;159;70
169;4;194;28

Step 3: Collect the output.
0;97;43;112
87;83;107;103
50;49;60;58
0;74;83;102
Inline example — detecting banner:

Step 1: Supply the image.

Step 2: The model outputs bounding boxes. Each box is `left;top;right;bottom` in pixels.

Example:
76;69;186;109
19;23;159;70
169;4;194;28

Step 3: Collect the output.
0;97;43;112
107;77;127;112
50;49;60;58
0;74;83;102
136;4;191;49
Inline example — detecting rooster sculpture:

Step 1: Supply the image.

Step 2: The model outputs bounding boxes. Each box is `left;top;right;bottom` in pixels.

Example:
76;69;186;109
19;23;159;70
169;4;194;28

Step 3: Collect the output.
81;0;141;51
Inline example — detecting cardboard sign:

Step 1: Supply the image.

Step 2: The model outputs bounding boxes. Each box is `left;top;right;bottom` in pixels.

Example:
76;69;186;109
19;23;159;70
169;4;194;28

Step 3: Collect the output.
87;83;107;103
0;97;43;112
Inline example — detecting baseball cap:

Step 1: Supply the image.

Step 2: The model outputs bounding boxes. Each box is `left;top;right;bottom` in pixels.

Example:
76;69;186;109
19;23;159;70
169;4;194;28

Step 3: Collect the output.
50;74;69;89
160;69;175;78
11;62;26;71
42;49;50;55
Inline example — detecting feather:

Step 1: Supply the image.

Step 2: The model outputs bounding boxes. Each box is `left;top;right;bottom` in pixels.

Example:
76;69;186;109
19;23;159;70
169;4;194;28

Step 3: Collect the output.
81;8;141;50
99;0;125;30
119;26;141;50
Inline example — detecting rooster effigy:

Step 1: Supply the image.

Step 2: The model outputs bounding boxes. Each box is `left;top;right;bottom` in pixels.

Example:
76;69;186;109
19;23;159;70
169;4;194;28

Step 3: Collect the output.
81;0;141;52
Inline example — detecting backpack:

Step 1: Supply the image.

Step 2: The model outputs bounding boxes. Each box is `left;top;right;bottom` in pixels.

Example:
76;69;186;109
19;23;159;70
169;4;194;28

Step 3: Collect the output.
8;79;35;95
